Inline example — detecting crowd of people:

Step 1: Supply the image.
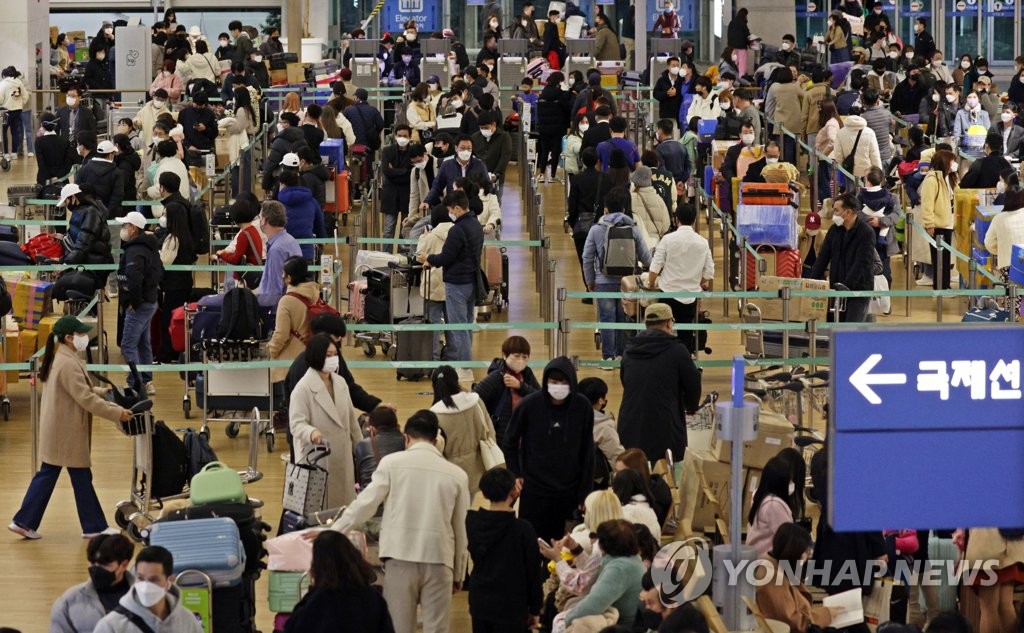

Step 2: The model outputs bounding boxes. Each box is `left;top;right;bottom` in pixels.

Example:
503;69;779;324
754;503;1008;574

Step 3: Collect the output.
4;2;1024;633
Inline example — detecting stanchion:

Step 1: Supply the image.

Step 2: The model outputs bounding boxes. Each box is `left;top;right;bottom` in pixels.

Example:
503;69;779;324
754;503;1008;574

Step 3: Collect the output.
780;286;791;359
348;197;363;285
968;258;978;310
96;288;108;365
738;237;749;311
556;287;568;357
545;259;557;352
936;235;945;322
904;217;913;317
807;319;819;374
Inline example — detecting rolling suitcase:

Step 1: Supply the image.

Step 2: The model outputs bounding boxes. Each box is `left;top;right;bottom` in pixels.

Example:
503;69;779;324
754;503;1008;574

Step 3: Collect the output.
395;316;431;381
147;517;246;587
347;279;367;321
268;571;307;612
484;245;504;287
739;182;800;207
159;502;270;578
745;247;801;289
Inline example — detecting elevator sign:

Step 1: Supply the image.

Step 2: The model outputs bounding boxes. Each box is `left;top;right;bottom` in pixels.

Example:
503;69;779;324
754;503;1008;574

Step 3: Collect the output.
382;0;440;32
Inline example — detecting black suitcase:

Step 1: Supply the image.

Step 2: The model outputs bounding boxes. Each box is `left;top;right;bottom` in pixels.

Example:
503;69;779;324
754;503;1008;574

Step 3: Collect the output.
0;225;19;243
395;316;431;381
210;574;258;633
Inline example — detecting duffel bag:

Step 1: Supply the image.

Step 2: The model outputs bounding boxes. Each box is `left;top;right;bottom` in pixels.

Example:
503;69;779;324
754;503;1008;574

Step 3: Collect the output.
53;268;97;301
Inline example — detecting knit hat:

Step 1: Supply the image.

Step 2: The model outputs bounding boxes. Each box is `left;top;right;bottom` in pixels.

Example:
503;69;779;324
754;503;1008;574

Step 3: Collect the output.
631;166;653;188
609;148;629;170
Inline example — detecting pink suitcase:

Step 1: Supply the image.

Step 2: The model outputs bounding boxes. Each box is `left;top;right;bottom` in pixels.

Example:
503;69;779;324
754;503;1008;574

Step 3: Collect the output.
347;280;367;321
484;245;504;287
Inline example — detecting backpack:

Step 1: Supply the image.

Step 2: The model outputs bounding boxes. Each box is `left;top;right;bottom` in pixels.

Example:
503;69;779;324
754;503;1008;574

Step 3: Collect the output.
218;287;262;340
189;201;211;255
0;278;11;317
601;219;638;276
183;428;218;479
147;420;188;499
286;291;341;343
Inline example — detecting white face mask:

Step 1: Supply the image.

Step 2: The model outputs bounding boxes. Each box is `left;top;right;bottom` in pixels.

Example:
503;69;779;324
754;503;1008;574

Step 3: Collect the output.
254;55;263;63
931;93;940;102
788;482;796;495
448;212;458;222
220;39;229;46
950;162;960;172
153;100;166;109
741;133;755;145
669;66;680;76
119;227;132;242
905;52;914;60
490;20;499;28
97;53;106;61
720;101;731;111
932;59;943;68
506;357;527;373
135;581;167;608
402;56;413;64
450;98;463;109
1003;112;1015;123
73;333;90;352
966;97;979;109
406;32;417;42
961;60;971;70
578;123;590;132
66;96;78;107
997;181;1007;193
159;216;167;229
888;51;898;60
322;355;340;373
276;123;285;133
781;42;791;51
480;128;493;139
945;93;957;103
548;383;571;401
395;136;410;147
765;157;779;164
457;149;472;162
105;27;113;35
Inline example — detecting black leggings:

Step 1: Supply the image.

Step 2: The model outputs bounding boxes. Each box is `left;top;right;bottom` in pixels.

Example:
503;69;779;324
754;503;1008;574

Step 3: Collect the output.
537;134;562;176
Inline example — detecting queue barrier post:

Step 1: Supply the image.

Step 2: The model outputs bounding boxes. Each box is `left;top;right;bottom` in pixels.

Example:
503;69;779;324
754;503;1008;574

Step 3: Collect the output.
780;286;791;360
904;214;914;317
968;258;979;310
807;319;819;374
96;288;108;366
936;235;946;322
546;259;557;351
556;287;569;358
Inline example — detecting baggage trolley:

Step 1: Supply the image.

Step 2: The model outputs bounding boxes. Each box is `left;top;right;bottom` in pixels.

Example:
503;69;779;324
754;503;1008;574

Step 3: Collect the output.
196;341;277;453
0;109;12;171
175;570;214;632
356;263;424;359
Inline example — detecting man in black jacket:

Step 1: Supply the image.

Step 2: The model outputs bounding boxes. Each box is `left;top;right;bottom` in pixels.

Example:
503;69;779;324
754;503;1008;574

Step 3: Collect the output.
889;64;928;119
912;18;936;63
741;140;781;184
653;57;686;122
566;148;603;296
115;211;163;394
416;190;484;383
35;115;76;185
810;193;877;323
960;133;1012;189
57;86;97;141
471;111;512;197
503;356;595;541
75;137;124;216
229;20;254;64
618;303;701;461
301;104;326;153
177;91;219;156
581;105;613;150
380;124;414;244
262;112;307;192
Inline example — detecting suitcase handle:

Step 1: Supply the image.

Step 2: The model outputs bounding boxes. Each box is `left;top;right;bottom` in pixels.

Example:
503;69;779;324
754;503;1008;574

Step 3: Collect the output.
199;461;231;473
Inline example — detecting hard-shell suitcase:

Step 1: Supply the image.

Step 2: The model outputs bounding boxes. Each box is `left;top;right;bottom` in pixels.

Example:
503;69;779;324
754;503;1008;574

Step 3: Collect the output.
745;247;801;289
739;182;800;207
169;303;197;353
212;574;257;633
347;280;367;321
189;461;246;505
159;502;269;578
147;517;246;587
395;316;431;381
484;245;503;287
268;570;307;613
0;225;19;243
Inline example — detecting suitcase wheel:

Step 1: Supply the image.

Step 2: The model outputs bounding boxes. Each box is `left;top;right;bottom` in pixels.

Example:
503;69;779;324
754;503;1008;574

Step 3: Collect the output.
0;157;9;172
226;420;241;438
362;342;376;357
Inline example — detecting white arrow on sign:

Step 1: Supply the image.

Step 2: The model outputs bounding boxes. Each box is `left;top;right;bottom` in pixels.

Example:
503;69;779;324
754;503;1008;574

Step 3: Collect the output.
850;353;907;404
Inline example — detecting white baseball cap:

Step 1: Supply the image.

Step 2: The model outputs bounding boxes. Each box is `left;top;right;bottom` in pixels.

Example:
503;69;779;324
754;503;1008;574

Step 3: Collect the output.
56;183;82;208
281;152;300;168
96;140;116;154
189;26;202;37
115;211;148;230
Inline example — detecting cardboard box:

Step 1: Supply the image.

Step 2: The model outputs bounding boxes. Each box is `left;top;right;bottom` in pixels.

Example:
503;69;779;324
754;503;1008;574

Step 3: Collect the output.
709;410;795;469
286;63;307;85
19;330;38;360
4;332;20;384
680;448;746;534
756;276;829;322
36;315;60;349
270;69;288;86
6;279;54;329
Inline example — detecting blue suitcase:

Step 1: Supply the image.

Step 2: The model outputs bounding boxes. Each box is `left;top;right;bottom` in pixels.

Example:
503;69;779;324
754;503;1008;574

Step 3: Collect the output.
1011;244;1024;286
148;517;246;587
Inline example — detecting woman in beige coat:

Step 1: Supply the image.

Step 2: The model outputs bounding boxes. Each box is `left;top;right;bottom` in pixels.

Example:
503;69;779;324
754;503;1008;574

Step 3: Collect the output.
289;334;363;509
268;256;320;383
10;316;132;540
961;527;1024;633
919;150;958;290
429;365;496;495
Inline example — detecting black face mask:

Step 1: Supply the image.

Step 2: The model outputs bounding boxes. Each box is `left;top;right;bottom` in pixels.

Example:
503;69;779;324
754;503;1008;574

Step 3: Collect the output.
640;608;663;630
89;565;118;591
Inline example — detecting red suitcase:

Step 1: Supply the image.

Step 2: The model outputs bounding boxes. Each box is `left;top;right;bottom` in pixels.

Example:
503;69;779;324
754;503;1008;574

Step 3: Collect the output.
739;182;799;207
169;303;199;353
745;247;801;289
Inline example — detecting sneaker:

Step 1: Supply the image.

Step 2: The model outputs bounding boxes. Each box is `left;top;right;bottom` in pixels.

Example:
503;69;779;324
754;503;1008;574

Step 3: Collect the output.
915;275;933;286
26;152;33;158
107;288;118;299
8;522;41;540
280;453;290;462
145;382;156;396
82;527;121;539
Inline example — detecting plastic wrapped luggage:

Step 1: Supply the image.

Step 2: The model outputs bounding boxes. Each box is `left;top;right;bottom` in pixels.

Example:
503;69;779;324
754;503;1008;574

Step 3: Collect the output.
739;182;800;206
697;119;718;143
268;571;307;612
347;279;367;321
147;517;246;587
0;241;30;265
484;245;504;287
1010;244;1024;285
736;204;799;250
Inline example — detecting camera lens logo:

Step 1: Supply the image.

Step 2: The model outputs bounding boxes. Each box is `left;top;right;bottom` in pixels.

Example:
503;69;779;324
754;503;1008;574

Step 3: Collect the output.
650;539;713;607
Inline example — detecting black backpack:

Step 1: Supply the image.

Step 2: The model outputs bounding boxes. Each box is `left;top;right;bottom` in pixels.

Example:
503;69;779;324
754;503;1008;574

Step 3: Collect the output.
189;201;211;255
183;428;218;479
218;287;262;340
0;278;11;317
650;177;675;219
147;420;188;499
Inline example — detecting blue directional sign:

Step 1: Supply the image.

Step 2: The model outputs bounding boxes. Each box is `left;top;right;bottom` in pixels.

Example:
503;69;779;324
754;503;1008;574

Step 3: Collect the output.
830;326;1024;531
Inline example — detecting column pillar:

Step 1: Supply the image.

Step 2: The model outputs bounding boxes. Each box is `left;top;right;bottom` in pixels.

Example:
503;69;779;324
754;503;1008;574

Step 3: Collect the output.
0;0;51;114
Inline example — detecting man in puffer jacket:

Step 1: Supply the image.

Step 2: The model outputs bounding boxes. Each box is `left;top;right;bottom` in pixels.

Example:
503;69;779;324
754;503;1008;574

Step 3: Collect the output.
116;212;163;395
59;183;114;291
262;112;308;192
629;166;670;248
277;168;326;261
829;114;881;179
856;166;902;287
76;137;124;216
94;546;202;633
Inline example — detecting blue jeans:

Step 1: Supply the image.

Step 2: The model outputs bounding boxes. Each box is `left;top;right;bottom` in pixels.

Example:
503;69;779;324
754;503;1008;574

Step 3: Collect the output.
20;111;33;153
426;299;447;361
596;282;626;359
13;463;107;532
230;147;252;198
121;301;158;390
3;109;23;155
443;282;475;362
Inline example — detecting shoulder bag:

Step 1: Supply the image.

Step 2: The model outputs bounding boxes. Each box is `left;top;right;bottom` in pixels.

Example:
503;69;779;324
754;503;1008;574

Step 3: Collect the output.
283;445;331;515
842;130;863;176
477;409;505;469
114;606;157;633
239;228;263;289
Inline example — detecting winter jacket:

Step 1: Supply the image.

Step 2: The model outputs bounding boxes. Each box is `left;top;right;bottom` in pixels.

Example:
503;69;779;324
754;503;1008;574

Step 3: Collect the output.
426;212;484;286
466;509;543;621
919;170;955;231
726;14;751;50
933;100;958;138
630;186;671;247
656;138;691;184
890;78;929;119
985;208;1024;268
425;155;489;205
117;232;162;309
755;557;834;633
285;586;394;633
622;496;661;541
345;102;385;148
262;126;308;190
685;92;721;123
407;99;436;143
380;142;414;217
115;152;141;207
812;519;886;596
300;163;329;209
654;72;686;122
431;391;495;495
76;158;124;215
0;76;28;111
564;555;644;628
218;108;257;164
564;134;583;175
181;51;220;85
150;71;183;103
353;428;405;489
829;115;881;178
618;329;701;460
278;186;326;261
746;494;794;559
960;153;1012;189
93;586;202;633
954;107;991;139
407;157;437;219
49;575;135;633
63;201;113;268
800;83;831;135
860;104;894;164
231;32;254;64
857;186;902;257
146;157;190;218
594;25;620;61
477;192;501;232
809;218;877;292
133;101;171;146
473;358;541;454
158;193;197;292
84;58;113;91
582;212;653;288
503;357;595;503
536;84;573;137
765;81;804;135
472;127;512;176
593;410;624;465
35;133;76;186
178;105;219;152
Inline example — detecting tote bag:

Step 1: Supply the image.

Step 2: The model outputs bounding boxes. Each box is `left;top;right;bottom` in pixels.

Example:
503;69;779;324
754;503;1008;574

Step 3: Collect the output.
283;446;330;515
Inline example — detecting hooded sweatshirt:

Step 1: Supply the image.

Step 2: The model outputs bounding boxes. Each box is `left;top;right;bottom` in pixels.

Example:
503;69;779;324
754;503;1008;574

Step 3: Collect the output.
77;157;125;215
430;391;495;495
466;509;543;621
93;586;202;633
277;185;326;260
503;357;595;502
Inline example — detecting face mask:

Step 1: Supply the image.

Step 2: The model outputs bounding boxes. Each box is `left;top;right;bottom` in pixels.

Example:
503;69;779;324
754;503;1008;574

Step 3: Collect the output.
448;212;458;222
450;98;463;109
966;98;979;109
402;56;412;64
874;8;882;13
117;125;130;134
120;227;132;242
741;133;755;145
888;51;898;60
254;55;263;63
89;565;117;590
480;128;494;139
72;333;90;352
406;32;417;42
961;60;971;70
669;66;680;76
66;97;78;107
276;123;284;132
220;39;229;46
916;24;923;32
322;355;340;373
788;482;796;495
905;52;914;60
932;59;943;67
1002;112;1014;123
396;136;410;147
978;68;988;74
135;581;167;608
951;162;959;172
578;123;589;132
945;94;957;103
548;383;571;400
428;83;439;91
97;53;106;61
721;101;732;111
932;93;940;102
997;181;1007;193
105;27;114;35
485;63;494;71
506;357;527;373
681;68;689;77
490;20;499;28
153;100;166;109
731;55;738;63
457;149;472;161
158;215;168;229
781;42;791;51
522;19;529;26
766;157;779;164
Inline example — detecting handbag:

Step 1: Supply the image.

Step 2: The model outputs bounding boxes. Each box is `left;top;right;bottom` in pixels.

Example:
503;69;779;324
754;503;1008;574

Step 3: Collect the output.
842;130;863;176
863;577;896;631
478;409;505;469
282;445;330;515
239;229;263;289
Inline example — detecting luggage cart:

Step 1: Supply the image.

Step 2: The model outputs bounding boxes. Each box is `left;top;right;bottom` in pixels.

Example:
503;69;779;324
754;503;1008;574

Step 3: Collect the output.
195;341;277;453
0;109;12;171
356;263;424;358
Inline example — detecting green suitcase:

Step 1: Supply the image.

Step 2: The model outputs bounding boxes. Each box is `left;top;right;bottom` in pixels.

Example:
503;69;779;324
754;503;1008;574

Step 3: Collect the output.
189;461;246;505
268;571;308;613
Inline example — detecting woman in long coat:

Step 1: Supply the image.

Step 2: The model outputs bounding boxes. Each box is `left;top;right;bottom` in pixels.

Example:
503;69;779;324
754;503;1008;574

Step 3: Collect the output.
289;334;363;509
10;316;132;539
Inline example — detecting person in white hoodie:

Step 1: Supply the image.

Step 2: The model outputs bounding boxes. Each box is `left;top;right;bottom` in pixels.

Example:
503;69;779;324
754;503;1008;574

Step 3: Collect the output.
828;114;881;181
429;365;497;495
0;66;30;157
611;468;662;541
146;140;190;217
685;75;721;123
93;546;202;633
578;377;625;488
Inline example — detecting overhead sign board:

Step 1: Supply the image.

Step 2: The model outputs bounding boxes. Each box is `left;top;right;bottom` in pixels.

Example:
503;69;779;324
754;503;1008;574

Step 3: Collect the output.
830;326;1024;531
